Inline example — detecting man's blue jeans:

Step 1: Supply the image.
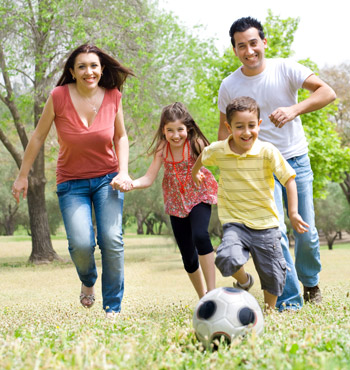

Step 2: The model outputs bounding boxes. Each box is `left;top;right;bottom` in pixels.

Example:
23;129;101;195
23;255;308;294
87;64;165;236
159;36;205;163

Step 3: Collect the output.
275;153;321;311
57;173;124;313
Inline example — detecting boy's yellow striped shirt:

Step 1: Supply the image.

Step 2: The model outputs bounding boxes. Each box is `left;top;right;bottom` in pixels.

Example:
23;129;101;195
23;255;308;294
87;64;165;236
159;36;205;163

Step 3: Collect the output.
202;137;296;230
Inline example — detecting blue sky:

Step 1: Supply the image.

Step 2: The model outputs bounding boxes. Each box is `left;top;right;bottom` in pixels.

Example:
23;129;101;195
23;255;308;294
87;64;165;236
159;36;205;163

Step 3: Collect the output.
159;0;348;68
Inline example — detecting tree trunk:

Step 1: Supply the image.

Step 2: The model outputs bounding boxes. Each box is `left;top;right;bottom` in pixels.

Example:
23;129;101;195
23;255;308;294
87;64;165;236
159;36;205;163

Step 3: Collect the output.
340;172;350;204
326;233;337;250
145;219;155;235
26;152;61;264
136;209;145;235
3;203;18;235
27;186;61;263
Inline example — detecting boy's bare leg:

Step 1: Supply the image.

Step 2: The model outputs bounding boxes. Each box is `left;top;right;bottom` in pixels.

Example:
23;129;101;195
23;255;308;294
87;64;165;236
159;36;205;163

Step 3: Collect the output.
264;290;277;312
188;267;206;299
199;252;216;293
232;266;249;285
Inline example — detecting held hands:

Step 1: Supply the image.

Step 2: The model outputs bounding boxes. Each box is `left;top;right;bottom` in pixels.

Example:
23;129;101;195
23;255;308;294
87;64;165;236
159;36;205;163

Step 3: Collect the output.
269;106;297;128
110;172;133;192
12;177;28;203
289;213;310;234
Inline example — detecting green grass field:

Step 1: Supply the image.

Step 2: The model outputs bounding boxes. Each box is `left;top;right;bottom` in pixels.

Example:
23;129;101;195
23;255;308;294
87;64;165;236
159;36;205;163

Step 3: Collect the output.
0;235;349;369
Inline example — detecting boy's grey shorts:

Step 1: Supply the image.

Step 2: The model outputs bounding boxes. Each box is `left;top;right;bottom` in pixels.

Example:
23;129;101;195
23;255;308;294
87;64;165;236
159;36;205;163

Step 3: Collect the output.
215;222;287;296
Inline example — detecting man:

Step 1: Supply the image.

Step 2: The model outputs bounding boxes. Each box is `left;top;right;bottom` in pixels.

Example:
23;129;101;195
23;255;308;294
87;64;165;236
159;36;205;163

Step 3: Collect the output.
218;16;336;310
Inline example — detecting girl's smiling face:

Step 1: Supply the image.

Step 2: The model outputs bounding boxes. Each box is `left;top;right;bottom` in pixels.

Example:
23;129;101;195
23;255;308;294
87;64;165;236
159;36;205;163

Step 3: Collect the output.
163;120;188;148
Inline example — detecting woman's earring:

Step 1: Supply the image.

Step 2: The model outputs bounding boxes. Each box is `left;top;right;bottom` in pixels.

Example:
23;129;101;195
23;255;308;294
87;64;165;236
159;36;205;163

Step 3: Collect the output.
72;76;75;80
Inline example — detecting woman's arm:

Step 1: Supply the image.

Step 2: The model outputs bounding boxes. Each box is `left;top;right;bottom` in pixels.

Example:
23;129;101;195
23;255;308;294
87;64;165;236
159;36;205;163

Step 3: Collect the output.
12;95;55;202
110;100;132;191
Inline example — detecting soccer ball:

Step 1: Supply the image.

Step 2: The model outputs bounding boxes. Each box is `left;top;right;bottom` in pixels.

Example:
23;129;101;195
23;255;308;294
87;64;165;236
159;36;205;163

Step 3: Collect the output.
193;287;264;349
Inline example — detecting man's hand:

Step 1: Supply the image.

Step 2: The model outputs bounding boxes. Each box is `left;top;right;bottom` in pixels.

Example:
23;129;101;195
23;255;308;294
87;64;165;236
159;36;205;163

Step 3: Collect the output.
269;106;297;128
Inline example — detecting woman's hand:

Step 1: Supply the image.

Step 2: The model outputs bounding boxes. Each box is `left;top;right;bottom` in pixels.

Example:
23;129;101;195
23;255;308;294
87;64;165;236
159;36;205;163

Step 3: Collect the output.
110;172;133;192
12;177;28;203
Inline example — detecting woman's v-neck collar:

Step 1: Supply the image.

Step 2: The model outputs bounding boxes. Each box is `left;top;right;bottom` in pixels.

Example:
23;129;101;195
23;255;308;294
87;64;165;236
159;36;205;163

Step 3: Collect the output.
66;84;106;130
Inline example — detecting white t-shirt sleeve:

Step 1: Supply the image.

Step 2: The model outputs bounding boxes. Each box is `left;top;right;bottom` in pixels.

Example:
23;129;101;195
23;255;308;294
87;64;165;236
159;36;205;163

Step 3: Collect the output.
283;59;314;90
218;80;231;114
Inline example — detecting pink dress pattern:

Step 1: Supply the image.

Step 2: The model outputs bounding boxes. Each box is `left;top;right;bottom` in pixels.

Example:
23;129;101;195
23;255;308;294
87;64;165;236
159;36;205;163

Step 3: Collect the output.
162;142;218;218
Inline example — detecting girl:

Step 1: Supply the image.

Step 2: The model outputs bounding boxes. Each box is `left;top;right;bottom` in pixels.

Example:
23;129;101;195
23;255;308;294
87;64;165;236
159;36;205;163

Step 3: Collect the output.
123;102;218;298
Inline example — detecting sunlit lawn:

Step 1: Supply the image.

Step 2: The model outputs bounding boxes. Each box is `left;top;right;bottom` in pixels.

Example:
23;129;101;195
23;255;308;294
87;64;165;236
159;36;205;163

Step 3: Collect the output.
0;235;349;369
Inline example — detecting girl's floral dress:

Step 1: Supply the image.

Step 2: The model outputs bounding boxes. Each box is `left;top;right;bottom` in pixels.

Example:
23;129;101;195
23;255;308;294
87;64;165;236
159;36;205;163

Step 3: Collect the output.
162;141;218;217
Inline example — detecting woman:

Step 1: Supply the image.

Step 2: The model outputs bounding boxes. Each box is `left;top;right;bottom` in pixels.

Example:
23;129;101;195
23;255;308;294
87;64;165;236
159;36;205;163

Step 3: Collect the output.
12;44;134;319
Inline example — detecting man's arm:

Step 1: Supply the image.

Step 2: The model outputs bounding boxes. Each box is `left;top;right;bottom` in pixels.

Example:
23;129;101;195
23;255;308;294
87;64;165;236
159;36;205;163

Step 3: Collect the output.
218;112;229;140
269;74;337;128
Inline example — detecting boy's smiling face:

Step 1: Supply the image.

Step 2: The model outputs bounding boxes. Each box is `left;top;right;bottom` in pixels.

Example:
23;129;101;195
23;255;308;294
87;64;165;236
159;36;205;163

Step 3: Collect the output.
225;110;261;155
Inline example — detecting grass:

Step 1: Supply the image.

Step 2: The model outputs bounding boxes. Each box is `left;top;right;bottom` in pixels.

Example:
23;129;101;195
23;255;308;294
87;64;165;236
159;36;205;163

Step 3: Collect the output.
0;236;350;369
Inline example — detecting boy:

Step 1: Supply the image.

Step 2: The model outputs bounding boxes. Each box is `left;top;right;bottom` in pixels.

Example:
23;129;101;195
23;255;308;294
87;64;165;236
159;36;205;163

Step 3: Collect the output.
192;96;309;310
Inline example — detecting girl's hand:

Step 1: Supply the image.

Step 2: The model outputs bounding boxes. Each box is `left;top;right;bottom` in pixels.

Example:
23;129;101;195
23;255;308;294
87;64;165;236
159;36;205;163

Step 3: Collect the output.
12;177;28;203
289;213;309;234
192;170;205;187
110;172;133;192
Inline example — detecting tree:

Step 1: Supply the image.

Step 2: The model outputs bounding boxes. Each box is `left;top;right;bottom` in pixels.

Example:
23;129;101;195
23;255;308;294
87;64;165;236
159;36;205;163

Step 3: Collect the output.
315;182;349;249
0;0;157;262
0;156;30;235
123;155;170;235
0;0;93;262
320;63;350;146
320;63;350;204
0;0;219;261
299;80;350;198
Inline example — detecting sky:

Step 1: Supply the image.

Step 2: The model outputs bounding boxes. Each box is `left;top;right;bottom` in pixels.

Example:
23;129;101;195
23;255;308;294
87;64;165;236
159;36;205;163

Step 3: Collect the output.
159;0;349;69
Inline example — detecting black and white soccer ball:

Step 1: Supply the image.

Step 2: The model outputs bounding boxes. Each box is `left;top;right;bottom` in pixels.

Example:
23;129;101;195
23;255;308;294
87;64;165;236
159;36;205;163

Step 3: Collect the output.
193;287;264;349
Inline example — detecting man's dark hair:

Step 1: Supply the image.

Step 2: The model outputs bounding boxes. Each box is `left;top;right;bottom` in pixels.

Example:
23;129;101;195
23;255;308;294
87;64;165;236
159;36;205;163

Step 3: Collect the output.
229;17;265;47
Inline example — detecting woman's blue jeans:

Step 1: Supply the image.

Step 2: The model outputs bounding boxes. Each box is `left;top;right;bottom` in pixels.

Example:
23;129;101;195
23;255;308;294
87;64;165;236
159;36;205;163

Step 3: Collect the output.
274;153;321;311
57;173;124;313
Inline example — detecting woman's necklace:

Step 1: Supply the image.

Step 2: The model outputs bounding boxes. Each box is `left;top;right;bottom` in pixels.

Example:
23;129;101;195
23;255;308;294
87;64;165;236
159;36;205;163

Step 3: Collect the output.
168;140;191;194
86;100;98;113
76;86;100;114
82;96;98;114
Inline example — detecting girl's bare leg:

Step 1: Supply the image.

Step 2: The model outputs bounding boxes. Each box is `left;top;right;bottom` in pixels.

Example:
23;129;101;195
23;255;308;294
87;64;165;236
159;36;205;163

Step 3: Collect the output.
188;267;206;298
199;251;216;293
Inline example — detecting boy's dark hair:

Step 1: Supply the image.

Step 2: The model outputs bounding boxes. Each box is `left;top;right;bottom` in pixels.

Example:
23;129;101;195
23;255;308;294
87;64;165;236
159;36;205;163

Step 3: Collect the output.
226;96;260;125
229;17;265;47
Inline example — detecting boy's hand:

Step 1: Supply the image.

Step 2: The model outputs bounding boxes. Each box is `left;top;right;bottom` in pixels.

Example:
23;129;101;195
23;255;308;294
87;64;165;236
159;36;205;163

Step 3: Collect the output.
192;170;204;187
289;213;309;234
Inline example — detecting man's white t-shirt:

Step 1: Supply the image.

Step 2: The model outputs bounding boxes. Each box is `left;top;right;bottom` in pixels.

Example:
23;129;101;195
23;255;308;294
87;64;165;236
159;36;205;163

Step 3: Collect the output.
218;58;313;160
